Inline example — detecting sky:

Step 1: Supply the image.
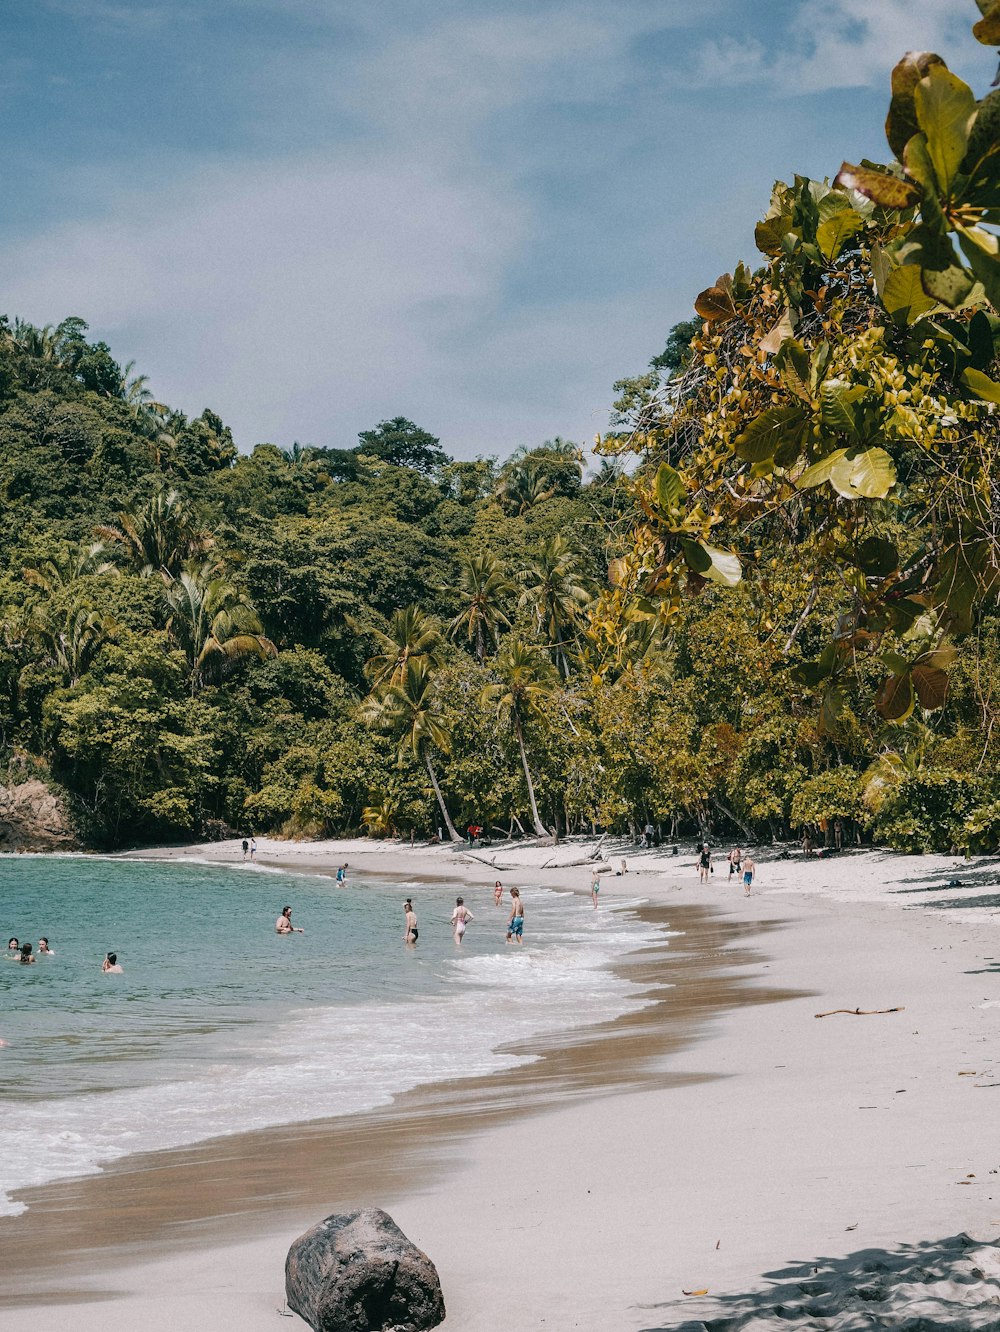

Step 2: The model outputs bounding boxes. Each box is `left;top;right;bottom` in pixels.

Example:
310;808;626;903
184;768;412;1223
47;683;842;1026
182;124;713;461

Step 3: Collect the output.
0;0;993;460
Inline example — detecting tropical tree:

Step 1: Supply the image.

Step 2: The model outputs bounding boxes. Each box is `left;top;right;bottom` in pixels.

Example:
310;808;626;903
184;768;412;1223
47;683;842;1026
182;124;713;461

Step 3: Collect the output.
356;606;447;692
163;561;276;692
518;535;594;676
362;659;462;841
96;488;215;580
23;542;116;594
31;603;114;685
448;552;515;661
481;639;558;836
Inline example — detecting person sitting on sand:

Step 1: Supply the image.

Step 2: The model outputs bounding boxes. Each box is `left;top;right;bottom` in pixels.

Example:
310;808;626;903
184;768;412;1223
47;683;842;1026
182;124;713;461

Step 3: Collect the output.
404;900;418;945
275;906;304;935
19;942;35;965
37;937;53;955
494;880;503;906
506;888;524;945
451;897;474;943
6;938;20;959
742;854;756;896
102;952;123;973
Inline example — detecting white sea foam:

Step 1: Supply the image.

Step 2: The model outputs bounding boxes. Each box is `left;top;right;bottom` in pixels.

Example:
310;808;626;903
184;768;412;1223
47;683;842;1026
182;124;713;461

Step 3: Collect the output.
0;896;665;1216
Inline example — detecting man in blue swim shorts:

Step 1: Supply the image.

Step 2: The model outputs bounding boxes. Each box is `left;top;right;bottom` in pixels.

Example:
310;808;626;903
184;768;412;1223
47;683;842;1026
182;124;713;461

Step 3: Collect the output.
506;887;524;944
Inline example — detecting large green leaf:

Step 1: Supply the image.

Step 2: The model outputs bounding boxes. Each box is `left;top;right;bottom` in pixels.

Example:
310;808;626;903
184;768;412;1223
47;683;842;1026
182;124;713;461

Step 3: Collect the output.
754;215;792;257
797;449;848;489
957;226;1000;309
881;263;939;323
834;162;921;210
699;543;742;587
856;536;899;576
817;211;863;262
973;1;1000;44
734;404;807;463
960;87;1000;209
967;309;1000;369
961;366;1000;404
655;462;685;515
885;51;947;159
913;65;977;197
921;260;977;308
773;339;812;402
829;448;897;499
819;379;867;436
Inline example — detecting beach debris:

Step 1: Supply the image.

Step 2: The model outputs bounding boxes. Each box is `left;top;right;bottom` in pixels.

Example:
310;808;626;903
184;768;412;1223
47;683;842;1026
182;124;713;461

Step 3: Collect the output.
682;1288;709;1296
814;1006;904;1018
846;1223;859;1231
286;1207;445;1332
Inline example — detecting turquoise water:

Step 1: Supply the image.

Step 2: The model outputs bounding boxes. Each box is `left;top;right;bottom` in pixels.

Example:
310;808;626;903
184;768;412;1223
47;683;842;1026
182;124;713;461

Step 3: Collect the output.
0;854;659;1215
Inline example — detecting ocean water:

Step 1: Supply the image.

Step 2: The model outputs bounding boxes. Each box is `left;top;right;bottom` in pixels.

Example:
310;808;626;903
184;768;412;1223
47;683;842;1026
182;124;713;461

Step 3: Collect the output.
0;855;663;1216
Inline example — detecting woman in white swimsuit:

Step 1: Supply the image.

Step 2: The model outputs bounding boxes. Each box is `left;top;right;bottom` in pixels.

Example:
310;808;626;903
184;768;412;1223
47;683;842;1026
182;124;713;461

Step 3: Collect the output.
451;897;474;943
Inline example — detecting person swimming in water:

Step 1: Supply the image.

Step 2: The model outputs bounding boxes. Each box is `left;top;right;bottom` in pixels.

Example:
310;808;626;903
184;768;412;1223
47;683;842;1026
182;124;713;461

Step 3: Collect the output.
275;906;304;934
404;900;418;945
37;937;53;955
102;952;123;973
19;942;35;965
451;896;474;943
5;938;20;960
506;887;524;944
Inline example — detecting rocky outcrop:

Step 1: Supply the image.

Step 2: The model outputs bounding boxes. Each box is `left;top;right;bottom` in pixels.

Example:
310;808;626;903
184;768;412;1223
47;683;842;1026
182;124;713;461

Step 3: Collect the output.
286;1208;446;1332
0;780;79;852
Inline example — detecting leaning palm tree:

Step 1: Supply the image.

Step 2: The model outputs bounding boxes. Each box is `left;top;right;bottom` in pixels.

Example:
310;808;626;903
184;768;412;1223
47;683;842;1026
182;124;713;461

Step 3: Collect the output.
163;560;276;693
96;488;214;580
448;552;515;662
518;535;594;677
361;660;462;842
481;639;558;837
23;542;117;594
354;606;447;693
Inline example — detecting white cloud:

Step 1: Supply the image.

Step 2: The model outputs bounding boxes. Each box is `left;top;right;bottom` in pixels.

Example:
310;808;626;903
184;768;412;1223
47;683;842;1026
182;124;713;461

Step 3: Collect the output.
693;0;978;94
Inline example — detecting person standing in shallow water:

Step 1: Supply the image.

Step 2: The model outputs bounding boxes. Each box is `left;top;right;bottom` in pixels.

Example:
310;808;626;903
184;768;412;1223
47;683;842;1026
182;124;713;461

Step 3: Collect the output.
506;888;524;944
590;870;600;909
102;952;123;973
494;880;503;906
404;900;418;946
451;896;474;943
19;943;35;965
275;906;304;934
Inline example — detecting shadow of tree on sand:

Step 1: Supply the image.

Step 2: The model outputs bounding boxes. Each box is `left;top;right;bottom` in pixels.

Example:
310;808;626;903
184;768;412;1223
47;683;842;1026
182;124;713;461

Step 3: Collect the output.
635;1231;1000;1330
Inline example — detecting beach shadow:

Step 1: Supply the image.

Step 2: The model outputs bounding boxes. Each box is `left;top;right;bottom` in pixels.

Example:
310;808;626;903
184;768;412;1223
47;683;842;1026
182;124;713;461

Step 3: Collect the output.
927;893;1000;912
635;1231;1000;1330
892;858;1000;890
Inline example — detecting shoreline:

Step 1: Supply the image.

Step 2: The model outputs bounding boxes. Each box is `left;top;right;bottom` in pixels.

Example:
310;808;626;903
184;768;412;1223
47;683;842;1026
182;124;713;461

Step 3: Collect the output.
1;839;998;1328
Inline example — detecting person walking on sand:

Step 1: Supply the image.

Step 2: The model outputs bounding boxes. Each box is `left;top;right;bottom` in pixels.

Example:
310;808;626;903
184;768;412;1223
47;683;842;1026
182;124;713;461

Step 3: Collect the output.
404;900;418;945
250;836;257;862
742;854;756;896
494;880;503;906
698;844;712;883
451;897;474;943
506;888;524;944
275;906;304;935
590;869;600;909
728;846;742;883
241;838;249;862
101;952;123;973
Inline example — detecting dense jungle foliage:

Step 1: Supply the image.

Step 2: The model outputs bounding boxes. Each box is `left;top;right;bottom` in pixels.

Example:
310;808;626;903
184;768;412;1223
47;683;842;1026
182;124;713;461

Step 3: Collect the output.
2;5;999;854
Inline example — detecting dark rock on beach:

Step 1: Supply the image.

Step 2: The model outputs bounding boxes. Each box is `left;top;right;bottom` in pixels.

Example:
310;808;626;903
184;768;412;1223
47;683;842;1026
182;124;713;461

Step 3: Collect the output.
286;1208;446;1332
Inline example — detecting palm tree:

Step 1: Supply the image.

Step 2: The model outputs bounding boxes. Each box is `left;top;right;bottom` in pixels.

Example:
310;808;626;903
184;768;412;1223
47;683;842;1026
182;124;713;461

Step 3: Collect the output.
163;560;276;692
23;542;117;594
518;535;594;677
448;552;515;661
362;659;462;842
355;606;447;692
96;488;215;580
481;639;558;836
31;603;113;685
495;463;556;515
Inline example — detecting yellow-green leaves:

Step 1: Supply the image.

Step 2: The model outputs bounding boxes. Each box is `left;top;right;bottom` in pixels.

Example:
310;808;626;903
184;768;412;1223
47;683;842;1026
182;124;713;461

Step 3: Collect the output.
881;263;939;323
797;447;896;499
913;65;978;197
961;366;1000;403
834;162;921;210
734;405;807;463
817;210;863;261
885;51;947;158
654;462;685;517
973;0;1000;45
680;539;742;587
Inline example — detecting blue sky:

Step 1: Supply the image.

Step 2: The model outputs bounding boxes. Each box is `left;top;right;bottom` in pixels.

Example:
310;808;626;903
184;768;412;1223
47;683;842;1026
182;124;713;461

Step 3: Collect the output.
0;0;992;459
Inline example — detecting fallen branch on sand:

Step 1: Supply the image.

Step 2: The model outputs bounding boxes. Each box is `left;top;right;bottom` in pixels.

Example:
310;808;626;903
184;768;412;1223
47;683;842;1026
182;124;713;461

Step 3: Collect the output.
814;1006;904;1018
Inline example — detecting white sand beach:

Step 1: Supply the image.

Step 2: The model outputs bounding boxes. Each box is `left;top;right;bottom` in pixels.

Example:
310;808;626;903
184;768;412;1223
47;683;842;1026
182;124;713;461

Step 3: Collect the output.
1;838;999;1330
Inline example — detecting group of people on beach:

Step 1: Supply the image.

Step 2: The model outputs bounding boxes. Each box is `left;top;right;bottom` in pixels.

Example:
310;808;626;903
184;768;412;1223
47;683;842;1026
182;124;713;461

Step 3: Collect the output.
696;845;756;895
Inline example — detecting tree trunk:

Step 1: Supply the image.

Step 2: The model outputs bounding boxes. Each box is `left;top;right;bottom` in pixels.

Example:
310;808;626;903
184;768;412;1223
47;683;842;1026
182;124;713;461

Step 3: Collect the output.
513;710;549;836
423;749;462;842
712;797;756;843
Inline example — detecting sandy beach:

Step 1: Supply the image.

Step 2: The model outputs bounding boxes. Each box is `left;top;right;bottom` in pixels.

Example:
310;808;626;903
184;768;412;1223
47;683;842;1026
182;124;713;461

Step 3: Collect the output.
1;837;999;1329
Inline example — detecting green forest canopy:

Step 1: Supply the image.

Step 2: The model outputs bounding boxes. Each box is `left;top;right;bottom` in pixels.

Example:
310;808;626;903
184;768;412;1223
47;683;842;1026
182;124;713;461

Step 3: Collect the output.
2;4;1000;855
